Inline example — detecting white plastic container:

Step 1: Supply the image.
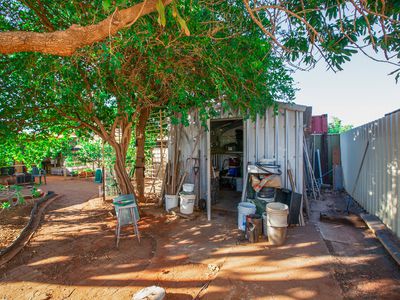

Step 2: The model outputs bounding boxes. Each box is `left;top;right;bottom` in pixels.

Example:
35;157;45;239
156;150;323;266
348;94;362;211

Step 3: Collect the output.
133;286;165;300
266;202;289;227
180;193;195;214
165;194;179;212
182;183;195;193
267;226;287;246
266;202;289;245
236;178;243;192
237;202;256;231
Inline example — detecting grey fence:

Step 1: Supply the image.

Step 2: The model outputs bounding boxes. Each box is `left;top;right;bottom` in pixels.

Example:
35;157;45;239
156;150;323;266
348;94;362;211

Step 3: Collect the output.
341;110;400;238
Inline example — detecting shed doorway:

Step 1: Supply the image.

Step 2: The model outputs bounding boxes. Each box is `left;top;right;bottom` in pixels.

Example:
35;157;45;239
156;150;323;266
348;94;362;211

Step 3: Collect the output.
210;119;244;212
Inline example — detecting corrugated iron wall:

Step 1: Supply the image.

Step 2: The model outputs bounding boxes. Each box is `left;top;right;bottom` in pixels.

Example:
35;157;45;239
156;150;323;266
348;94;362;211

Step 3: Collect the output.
341;111;400;238
244;106;304;192
311;114;328;134
169;103;305;203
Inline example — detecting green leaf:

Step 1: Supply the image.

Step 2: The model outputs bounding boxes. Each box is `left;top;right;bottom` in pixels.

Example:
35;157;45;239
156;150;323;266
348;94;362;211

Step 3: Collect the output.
176;14;190;36
156;0;166;27
172;2;190;36
102;0;111;11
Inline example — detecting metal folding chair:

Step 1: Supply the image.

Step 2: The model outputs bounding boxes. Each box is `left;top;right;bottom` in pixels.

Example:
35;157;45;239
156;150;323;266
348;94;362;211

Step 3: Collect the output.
113;194;140;247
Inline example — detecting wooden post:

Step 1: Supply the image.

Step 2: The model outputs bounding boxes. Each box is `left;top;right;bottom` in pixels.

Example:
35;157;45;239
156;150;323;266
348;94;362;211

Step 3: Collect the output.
160;110;164;183
159;162;168;206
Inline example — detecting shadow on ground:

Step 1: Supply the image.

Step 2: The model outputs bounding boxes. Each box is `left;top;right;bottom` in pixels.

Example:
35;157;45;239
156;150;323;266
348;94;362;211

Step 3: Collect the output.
1;178;400;299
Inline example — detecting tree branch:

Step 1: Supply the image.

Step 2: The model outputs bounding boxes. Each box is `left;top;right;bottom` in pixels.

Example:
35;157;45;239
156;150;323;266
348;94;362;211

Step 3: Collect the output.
0;0;172;56
22;0;55;31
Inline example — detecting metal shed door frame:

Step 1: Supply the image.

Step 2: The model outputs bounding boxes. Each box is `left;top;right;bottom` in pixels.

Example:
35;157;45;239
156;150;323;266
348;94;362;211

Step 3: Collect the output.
206;117;245;221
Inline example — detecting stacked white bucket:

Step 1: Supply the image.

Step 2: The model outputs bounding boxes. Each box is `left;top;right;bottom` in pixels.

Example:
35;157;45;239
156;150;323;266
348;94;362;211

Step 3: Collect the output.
263;202;289;245
165;184;195;214
179;184;195;214
165;195;179;212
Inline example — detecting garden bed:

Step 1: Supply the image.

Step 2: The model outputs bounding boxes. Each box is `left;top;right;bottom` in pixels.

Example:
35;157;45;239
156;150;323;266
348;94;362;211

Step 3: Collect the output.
0;192;57;266
0;202;36;250
0;187;45;252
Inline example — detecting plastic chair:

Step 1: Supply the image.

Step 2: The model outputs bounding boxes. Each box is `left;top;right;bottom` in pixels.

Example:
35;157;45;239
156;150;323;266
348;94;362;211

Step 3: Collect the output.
94;168;102;183
31;167;46;184
113;194;140;247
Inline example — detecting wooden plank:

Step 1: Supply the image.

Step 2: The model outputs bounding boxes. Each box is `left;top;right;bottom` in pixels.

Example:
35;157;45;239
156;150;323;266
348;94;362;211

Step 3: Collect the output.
158;162;168;206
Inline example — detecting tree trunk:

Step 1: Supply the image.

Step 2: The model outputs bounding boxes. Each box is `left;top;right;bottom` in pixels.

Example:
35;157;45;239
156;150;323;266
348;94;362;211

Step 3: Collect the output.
112;144;136;195
135;107;151;201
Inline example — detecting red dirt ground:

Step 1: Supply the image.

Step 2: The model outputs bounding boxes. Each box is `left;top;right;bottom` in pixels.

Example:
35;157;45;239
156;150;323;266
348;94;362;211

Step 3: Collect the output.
0;202;36;250
1;177;400;299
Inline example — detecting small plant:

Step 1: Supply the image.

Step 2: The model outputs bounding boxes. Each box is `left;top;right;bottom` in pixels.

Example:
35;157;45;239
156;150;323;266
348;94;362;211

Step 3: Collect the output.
1;201;11;210
31;183;42;198
10;185;25;205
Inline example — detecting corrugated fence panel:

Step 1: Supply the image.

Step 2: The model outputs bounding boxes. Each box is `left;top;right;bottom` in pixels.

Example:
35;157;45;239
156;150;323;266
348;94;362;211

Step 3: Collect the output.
277;108;287;186
287;109;297;189
341;111;400;238
256;114;265;161
247;119;256;163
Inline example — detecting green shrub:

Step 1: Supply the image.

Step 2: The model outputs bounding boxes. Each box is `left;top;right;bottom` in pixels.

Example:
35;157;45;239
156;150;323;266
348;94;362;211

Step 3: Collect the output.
1;201;11;209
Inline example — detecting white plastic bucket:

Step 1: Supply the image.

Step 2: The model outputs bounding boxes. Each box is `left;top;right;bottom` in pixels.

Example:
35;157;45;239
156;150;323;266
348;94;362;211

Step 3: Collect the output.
266;202;289;227
165;194;179;212
236;178;243;192
180;194;195;214
237;202;256;231
267;226;287;246
182;183;194;193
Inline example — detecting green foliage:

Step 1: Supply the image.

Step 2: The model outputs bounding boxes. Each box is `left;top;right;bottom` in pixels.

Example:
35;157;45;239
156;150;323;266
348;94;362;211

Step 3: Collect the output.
0;0;296;192
10;185;24;205
31;183;42;198
1;202;11;210
0;133;73;167
246;0;400;75
0;1;294;137
328;117;353;134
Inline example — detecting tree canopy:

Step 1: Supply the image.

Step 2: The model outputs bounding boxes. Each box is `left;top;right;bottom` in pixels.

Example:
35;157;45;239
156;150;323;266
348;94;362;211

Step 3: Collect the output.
244;0;400;77
0;0;295;197
1;1;399;77
2;0;397;198
328;116;353;134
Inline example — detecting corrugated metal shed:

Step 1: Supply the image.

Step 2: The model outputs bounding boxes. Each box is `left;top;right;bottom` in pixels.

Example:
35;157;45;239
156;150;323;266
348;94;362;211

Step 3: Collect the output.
341;110;400;238
168;102;306;220
311;114;328;134
310;134;341;184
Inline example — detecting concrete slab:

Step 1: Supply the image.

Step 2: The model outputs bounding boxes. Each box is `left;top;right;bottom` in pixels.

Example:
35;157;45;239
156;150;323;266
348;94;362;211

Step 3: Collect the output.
361;213;400;266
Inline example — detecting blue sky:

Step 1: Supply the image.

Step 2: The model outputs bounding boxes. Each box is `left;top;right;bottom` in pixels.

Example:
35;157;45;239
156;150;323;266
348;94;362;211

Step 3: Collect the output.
293;53;399;127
